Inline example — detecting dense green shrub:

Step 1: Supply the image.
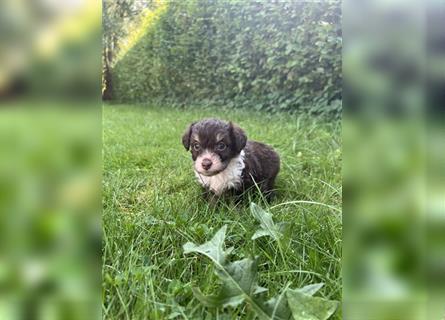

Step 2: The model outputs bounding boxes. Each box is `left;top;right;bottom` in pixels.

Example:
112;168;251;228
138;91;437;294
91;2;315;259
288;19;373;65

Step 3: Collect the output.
112;0;341;117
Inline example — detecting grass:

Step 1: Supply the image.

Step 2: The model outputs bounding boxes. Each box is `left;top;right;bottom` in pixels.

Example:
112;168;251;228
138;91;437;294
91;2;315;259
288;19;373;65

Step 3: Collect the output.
102;104;342;319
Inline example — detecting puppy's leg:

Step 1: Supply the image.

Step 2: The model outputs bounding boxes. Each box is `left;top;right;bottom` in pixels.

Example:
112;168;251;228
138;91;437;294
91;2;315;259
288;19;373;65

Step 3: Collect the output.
232;188;247;205
262;179;277;202
203;189;221;206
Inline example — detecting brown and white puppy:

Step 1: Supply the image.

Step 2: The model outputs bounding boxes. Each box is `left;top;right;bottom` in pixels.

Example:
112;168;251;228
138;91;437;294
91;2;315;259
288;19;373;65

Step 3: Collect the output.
182;118;280;197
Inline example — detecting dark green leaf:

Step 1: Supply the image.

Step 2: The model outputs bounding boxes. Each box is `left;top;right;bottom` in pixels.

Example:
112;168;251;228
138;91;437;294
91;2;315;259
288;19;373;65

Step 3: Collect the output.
250;202;283;241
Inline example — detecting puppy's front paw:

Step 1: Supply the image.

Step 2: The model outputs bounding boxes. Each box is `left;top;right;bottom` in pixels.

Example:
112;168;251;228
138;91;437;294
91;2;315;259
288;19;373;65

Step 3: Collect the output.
203;189;220;206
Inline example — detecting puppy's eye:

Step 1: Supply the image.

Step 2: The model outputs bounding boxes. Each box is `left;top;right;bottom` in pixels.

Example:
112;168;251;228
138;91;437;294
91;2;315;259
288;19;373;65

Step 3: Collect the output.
216;142;226;151
192;143;201;151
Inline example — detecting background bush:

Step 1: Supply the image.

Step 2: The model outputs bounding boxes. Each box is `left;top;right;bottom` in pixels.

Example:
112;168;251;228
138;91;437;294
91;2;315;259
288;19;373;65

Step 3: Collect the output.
111;0;341;117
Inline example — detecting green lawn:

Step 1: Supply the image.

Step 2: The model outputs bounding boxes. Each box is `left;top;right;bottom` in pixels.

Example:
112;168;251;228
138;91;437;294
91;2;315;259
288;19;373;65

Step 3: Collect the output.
102;104;342;319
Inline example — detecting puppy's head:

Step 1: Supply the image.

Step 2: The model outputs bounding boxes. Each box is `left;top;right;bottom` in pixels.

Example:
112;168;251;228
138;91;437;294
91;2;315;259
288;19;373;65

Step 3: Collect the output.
182;119;247;176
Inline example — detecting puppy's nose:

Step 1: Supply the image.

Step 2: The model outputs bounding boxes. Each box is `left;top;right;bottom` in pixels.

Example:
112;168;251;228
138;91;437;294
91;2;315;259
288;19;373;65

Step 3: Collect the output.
201;158;212;170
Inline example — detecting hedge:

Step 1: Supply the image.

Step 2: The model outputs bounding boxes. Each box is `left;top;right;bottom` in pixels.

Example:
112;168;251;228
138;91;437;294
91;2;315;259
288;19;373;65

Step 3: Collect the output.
111;0;341;117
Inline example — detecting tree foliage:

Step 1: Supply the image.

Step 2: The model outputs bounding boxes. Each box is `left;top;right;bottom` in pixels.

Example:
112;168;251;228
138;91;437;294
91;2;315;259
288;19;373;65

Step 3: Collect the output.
111;0;342;117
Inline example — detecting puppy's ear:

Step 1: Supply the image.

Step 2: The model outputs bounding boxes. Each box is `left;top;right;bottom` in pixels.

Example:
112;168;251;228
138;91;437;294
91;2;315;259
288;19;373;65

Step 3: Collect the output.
229;122;247;153
182;123;195;150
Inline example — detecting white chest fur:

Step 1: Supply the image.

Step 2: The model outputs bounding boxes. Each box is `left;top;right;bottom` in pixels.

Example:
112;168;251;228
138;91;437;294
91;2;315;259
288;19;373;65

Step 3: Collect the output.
194;151;245;195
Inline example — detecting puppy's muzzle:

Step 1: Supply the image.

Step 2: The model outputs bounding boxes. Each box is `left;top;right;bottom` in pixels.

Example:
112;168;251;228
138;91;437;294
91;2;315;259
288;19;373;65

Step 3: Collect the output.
201;158;213;170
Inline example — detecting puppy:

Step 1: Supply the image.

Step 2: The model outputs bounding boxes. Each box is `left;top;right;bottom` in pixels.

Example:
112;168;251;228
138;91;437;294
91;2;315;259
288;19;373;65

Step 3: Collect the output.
182;118;280;197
